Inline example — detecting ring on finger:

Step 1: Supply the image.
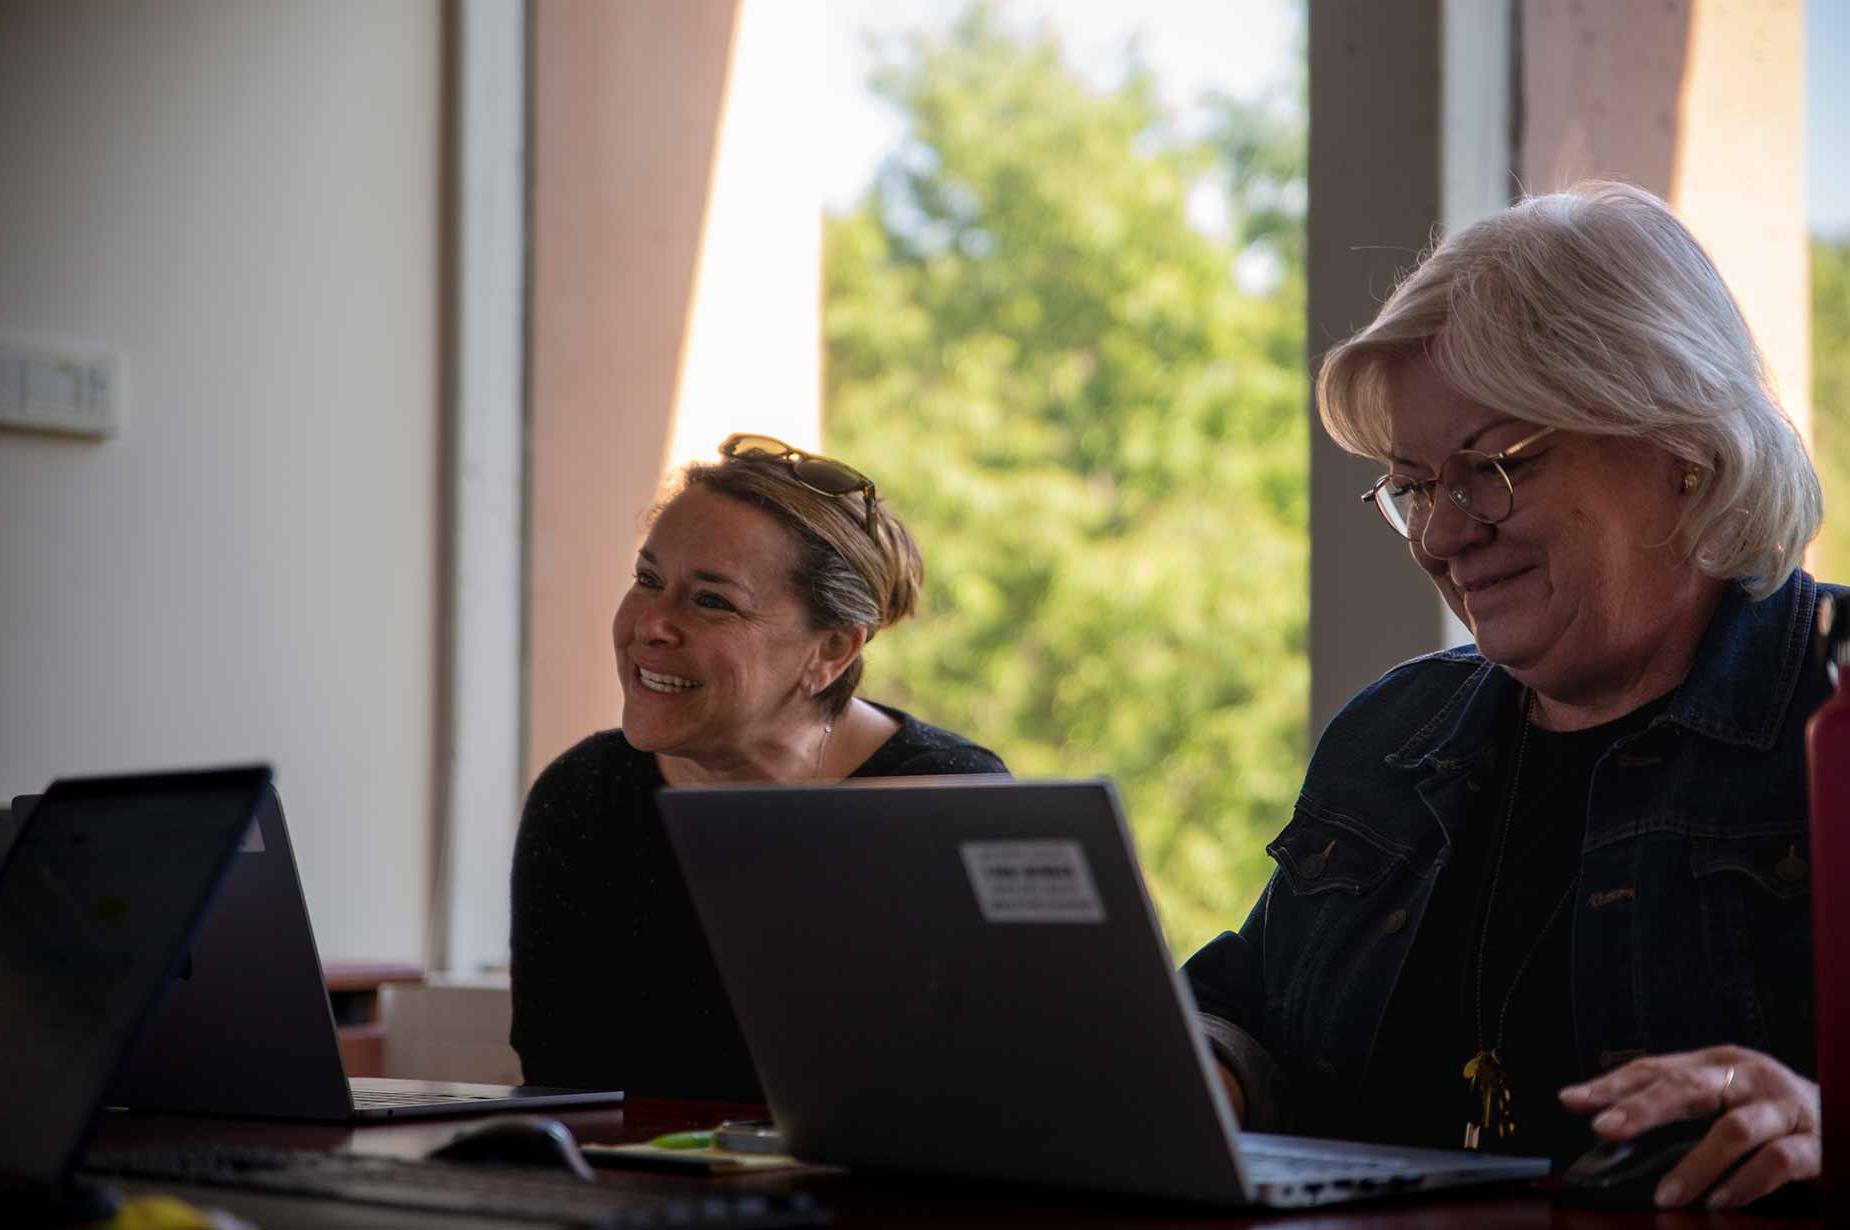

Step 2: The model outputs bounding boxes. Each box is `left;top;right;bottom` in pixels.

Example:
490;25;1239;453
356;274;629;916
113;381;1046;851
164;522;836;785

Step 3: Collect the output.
1717;1064;1737;1111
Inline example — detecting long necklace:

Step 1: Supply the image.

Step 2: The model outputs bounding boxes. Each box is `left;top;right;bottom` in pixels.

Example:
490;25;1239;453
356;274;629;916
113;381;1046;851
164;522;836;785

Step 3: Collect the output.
1461;691;1580;1149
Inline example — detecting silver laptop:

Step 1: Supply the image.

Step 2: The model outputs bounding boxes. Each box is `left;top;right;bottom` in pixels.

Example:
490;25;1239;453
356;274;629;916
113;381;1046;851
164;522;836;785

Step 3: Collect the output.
661;777;1548;1208
12;785;624;1121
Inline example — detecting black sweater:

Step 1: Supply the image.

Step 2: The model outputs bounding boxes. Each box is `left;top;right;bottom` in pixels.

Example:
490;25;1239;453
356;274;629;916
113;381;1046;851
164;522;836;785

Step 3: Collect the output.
509;704;1007;1100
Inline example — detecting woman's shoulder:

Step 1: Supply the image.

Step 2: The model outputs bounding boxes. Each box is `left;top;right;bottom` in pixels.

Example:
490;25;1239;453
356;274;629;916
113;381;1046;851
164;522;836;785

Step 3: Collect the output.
525;728;661;815
1310;645;1492;738
854;702;1010;778
1306;647;1498;776
1353;645;1491;710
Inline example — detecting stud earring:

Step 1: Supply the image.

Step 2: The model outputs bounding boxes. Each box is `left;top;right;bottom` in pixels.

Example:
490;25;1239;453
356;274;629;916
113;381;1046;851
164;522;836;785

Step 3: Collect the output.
1681;468;1701;493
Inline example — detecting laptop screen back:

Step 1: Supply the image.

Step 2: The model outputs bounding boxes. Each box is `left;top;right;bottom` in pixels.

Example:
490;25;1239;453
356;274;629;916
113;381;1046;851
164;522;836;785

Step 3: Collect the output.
103;782;355;1119
662;777;1250;1205
0;767;270;1189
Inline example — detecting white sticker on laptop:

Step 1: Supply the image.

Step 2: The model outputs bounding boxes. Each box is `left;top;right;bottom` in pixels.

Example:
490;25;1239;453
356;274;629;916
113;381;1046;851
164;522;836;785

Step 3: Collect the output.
960;840;1105;924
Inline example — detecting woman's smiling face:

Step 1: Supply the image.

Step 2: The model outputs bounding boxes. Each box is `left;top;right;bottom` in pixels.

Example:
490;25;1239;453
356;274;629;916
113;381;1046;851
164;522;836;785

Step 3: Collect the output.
1385;356;1712;708
613;486;837;766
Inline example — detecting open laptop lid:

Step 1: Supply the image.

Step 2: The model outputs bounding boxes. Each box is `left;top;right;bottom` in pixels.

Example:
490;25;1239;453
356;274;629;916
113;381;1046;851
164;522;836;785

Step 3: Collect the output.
10;787;351;1118
662;777;1252;1206
0;766;271;1195
40;781;626;1121
103;782;356;1119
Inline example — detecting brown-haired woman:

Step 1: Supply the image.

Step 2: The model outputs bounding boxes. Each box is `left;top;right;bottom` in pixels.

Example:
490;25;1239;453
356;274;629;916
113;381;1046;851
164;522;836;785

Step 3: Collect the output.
510;434;1006;1100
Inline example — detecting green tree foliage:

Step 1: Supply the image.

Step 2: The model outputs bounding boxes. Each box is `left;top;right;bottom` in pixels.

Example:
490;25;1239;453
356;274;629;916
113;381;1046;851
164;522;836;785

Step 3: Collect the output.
1814;238;1850;579
823;6;1307;957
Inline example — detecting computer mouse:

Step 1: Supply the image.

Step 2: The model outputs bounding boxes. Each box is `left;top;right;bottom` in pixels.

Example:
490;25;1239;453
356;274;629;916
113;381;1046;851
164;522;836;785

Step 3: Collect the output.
1559;1113;1720;1207
425;1114;597;1182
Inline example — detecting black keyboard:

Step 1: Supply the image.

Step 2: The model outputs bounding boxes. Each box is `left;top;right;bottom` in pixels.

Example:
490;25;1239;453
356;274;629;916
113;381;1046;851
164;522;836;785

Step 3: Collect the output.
84;1146;829;1228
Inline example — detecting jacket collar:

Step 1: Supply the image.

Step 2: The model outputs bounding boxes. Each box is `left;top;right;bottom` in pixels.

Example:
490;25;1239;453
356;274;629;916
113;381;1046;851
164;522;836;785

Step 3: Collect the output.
1665;569;1817;751
1385;569;1818;769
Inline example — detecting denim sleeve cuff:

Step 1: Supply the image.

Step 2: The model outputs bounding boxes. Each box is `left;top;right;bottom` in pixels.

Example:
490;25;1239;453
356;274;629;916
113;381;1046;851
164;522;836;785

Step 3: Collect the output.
1198;1013;1287;1133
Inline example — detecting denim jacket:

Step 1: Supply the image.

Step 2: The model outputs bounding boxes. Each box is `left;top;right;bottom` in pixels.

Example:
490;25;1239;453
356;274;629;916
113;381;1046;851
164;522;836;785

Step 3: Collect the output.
1184;570;1838;1136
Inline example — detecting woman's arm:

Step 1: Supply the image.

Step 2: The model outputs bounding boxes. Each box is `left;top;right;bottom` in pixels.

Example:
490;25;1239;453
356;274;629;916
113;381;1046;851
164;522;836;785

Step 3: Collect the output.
1213;1058;1249;1121
1183;879;1289;1129
507;738;620;1087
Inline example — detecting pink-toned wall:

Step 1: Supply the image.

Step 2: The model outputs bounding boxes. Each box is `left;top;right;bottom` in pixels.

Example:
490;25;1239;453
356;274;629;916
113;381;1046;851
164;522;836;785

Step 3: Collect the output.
1522;0;1809;436
526;0;739;781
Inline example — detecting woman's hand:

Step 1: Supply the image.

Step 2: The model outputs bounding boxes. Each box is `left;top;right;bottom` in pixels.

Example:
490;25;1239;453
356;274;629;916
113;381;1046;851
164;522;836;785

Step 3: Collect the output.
1558;1045;1819;1208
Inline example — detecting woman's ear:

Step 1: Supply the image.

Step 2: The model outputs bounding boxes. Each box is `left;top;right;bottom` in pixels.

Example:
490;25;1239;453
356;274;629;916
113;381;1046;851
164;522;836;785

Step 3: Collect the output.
807;625;869;696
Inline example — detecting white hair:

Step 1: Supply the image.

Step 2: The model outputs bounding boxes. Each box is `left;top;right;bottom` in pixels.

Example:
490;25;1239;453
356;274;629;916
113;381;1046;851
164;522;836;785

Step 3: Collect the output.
1317;180;1820;598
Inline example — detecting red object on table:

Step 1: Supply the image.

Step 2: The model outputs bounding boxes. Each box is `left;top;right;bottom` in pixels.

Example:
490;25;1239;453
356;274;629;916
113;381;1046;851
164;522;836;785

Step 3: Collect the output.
1809;593;1850;1216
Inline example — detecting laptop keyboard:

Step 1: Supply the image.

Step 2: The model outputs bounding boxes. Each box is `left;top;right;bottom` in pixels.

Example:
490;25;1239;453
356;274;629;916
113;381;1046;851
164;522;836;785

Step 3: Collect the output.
1238;1140;1423;1187
1242;1141;1416;1170
83;1146;829;1228
350;1086;502;1107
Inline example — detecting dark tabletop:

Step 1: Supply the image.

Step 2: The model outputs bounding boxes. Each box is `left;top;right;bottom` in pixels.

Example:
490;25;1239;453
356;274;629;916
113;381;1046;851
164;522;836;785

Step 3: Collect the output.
86;1096;1826;1229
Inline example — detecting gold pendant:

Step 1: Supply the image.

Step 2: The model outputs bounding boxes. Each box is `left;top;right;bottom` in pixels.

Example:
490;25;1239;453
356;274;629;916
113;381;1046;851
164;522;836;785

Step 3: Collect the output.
1462;1049;1515;1149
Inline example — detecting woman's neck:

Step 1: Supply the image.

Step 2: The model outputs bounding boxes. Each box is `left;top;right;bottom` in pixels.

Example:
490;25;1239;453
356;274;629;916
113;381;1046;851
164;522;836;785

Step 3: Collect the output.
657;721;832;786
1525;579;1724;732
654;698;900;785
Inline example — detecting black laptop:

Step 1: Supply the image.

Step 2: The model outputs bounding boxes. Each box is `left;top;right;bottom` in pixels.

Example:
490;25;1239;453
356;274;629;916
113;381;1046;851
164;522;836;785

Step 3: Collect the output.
0;767;273;1221
12;782;624;1121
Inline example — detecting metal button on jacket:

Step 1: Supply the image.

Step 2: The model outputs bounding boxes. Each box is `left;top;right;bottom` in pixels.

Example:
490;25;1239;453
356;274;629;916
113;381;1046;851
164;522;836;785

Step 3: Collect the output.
1776;846;1810;884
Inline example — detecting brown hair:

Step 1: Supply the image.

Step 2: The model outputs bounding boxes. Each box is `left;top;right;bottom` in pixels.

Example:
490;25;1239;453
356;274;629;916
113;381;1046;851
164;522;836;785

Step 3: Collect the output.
665;452;923;716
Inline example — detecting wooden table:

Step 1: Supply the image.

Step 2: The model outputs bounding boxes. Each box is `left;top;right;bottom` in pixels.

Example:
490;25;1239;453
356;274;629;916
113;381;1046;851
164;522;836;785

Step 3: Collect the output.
89;1097;1825;1228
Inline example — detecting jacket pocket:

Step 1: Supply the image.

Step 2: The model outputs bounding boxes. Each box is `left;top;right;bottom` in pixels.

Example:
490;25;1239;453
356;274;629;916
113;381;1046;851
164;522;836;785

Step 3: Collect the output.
1267;807;1404;898
1689;833;1812;902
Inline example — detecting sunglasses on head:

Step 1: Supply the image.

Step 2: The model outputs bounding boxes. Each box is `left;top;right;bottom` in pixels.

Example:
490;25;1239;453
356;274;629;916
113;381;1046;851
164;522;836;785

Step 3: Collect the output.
718;433;878;530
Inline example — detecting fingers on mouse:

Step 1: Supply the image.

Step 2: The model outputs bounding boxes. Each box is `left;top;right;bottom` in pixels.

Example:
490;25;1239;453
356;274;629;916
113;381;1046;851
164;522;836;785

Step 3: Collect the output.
1560;1113;1738;1208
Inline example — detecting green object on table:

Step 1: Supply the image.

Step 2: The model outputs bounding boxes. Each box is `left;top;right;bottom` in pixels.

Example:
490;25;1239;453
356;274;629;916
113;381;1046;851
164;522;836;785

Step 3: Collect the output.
647;1129;716;1150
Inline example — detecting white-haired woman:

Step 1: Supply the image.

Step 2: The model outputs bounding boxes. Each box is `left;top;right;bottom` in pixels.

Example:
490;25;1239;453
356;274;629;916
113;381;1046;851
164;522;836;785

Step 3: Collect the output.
1185;182;1837;1209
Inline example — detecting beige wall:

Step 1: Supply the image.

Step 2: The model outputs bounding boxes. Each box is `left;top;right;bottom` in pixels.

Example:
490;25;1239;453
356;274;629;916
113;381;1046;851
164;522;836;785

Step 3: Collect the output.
0;0;441;963
665;0;826;472
526;0;738;781
1308;0;1451;735
525;0;823;781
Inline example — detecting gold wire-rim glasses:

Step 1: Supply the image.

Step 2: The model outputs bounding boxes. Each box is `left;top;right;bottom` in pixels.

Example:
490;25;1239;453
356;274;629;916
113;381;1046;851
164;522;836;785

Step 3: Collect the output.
719;433;879;531
1360;425;1557;541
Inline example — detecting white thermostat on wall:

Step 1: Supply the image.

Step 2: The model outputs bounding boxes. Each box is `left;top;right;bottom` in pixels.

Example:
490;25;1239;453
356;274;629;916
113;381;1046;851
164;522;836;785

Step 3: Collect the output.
0;333;123;439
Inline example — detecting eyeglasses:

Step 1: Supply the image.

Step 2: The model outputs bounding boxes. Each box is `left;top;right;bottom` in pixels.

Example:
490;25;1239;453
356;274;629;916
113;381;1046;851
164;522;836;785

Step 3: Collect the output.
1361;425;1556;543
719;433;878;530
